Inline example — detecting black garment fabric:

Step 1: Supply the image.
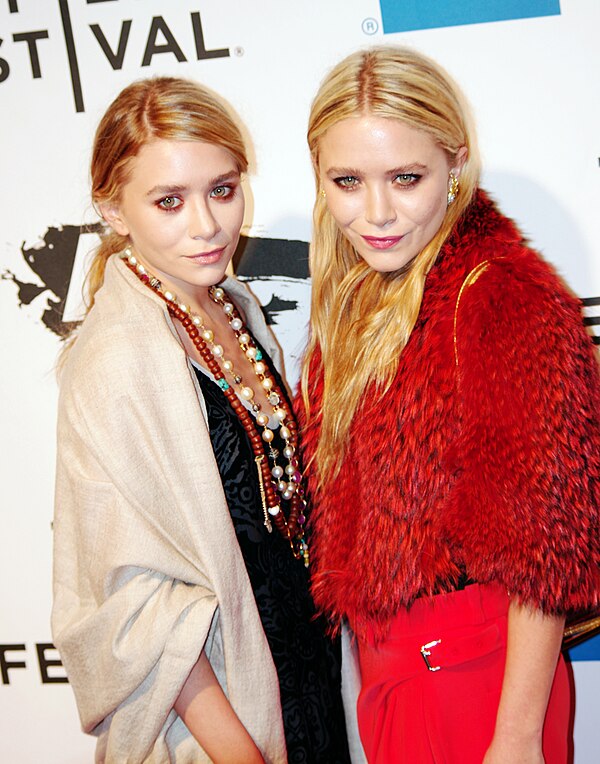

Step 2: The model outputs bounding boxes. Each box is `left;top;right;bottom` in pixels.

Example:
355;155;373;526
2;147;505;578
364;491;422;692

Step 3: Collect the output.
193;358;350;763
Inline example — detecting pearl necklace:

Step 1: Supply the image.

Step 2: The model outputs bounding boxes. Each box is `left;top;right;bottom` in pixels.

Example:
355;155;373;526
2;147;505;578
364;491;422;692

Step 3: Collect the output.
122;249;309;566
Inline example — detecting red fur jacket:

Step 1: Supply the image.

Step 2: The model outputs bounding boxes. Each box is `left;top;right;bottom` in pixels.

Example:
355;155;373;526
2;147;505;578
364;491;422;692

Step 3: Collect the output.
299;190;600;642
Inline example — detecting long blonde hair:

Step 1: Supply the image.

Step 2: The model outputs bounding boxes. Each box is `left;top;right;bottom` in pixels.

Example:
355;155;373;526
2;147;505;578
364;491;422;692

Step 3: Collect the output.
302;46;481;482
86;76;248;312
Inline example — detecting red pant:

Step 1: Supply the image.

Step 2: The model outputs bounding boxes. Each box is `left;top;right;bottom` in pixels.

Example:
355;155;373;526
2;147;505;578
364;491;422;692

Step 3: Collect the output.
357;583;571;763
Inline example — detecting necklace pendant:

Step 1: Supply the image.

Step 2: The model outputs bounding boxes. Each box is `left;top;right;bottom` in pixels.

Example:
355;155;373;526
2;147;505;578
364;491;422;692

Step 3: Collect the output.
254;454;274;534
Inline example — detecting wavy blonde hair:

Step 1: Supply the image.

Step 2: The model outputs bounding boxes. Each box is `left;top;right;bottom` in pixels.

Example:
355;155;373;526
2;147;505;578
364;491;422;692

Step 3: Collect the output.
302;46;481;482
85;76;248;313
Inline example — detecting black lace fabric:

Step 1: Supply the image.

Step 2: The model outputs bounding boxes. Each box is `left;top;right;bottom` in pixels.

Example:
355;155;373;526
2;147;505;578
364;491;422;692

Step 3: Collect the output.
193;354;350;763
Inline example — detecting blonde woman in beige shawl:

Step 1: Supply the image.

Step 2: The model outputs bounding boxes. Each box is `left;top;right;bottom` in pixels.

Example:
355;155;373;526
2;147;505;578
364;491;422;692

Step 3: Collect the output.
51;77;351;764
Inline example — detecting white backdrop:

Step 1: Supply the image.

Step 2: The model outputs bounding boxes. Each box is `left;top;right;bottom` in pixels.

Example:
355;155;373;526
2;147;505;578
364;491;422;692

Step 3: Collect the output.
1;1;598;761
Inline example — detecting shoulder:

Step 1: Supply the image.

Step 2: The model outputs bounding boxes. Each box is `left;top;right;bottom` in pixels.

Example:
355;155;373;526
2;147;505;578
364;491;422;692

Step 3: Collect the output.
59;260;183;410
456;238;599;415
452;198;598;382
451;193;584;339
461;244;584;339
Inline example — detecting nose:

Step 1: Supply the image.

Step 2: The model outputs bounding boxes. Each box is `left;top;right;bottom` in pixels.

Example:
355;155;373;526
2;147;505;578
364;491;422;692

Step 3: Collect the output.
188;198;221;241
365;186;397;228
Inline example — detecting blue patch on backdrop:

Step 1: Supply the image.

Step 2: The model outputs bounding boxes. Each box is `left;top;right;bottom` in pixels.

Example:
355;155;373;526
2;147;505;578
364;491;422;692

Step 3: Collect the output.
379;1;560;34
567;633;600;662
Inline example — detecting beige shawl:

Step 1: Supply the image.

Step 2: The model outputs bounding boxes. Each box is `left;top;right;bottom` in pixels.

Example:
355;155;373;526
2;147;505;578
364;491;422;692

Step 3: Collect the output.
52;255;288;763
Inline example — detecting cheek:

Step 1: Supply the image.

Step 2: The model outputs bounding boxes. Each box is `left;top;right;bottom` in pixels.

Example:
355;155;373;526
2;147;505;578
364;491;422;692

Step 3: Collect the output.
126;206;161;234
224;199;245;233
326;195;361;228
408;189;447;230
217;192;244;220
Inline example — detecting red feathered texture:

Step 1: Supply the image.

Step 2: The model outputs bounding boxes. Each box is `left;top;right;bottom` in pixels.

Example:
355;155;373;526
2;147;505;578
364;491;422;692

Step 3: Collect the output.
298;190;600;642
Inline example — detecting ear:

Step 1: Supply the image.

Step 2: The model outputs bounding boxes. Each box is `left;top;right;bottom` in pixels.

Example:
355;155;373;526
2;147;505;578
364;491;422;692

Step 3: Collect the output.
451;146;468;179
99;202;130;237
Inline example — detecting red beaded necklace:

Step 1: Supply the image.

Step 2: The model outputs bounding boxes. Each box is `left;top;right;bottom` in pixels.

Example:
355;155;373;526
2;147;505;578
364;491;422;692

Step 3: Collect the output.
122;250;309;566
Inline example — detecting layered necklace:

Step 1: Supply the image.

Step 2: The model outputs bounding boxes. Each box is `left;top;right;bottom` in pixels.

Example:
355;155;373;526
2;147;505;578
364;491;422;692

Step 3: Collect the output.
122;248;309;566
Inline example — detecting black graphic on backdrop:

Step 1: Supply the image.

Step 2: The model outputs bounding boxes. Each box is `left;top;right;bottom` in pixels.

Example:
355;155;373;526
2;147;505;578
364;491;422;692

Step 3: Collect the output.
3;223;102;338
3;223;309;338
582;298;600;345
234;235;309;326
5;222;597;344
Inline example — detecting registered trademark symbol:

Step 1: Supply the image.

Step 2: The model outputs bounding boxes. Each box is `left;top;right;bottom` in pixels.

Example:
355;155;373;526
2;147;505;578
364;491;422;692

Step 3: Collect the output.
234;46;244;57
361;17;379;35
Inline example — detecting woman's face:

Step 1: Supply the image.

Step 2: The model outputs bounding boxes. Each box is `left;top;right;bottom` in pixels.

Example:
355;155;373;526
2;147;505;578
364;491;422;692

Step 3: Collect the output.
318;116;466;273
102;139;244;302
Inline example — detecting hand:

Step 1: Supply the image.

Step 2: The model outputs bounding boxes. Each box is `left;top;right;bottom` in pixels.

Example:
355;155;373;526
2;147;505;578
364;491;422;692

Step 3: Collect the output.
482;733;544;764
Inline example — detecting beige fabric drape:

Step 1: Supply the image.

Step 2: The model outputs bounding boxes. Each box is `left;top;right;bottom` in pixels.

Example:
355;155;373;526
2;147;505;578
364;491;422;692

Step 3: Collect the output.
52;255;287;763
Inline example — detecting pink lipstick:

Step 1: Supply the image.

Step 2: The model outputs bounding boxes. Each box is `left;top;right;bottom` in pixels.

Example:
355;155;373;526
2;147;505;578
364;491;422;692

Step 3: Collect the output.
361;235;403;250
185;247;226;264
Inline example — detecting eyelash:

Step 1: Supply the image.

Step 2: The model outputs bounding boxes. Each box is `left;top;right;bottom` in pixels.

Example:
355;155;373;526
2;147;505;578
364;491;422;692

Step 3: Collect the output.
156;196;183;212
210;184;236;200
155;185;237;212
334;176;359;189
332;174;422;191
395;173;421;186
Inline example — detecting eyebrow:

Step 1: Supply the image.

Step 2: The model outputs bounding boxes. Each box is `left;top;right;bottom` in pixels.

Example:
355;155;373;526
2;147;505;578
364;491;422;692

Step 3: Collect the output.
326;164;428;177
146;184;187;198
145;171;240;198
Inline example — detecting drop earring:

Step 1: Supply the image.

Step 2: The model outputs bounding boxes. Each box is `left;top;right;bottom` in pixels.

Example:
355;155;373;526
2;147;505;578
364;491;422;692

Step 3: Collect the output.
447;172;459;205
320;189;326;199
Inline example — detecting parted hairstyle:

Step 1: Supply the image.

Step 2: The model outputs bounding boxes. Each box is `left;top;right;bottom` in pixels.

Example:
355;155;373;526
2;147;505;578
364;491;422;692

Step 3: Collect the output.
86;76;248;311
301;46;481;482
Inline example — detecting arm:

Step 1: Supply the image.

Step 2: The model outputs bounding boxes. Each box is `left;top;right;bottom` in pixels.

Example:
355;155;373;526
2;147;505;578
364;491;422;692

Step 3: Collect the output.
175;652;264;764
452;255;597;761
453;254;600;614
483;601;565;764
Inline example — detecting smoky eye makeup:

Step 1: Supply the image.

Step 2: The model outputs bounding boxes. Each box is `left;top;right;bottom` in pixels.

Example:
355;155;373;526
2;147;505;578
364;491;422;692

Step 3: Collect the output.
333;176;360;189
394;173;422;186
156;195;183;211
210;183;238;199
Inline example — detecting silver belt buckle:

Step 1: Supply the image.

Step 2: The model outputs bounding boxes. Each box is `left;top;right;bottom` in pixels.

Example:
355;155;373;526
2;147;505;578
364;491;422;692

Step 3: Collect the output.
420;639;442;671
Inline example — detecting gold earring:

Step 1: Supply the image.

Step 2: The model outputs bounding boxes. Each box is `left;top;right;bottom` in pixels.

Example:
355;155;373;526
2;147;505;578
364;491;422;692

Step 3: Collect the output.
447;173;459;205
320;189;326;199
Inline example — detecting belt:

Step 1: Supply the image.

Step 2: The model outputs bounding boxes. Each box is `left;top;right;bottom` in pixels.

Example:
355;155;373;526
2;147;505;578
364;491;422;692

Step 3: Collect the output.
361;622;503;686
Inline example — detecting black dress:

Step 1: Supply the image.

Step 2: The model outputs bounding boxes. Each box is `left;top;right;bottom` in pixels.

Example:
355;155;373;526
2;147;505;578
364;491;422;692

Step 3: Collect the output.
193;356;350;763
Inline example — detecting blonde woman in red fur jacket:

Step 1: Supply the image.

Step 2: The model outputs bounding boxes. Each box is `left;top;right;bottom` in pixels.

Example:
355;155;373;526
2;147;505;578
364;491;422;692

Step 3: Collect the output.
298;46;600;764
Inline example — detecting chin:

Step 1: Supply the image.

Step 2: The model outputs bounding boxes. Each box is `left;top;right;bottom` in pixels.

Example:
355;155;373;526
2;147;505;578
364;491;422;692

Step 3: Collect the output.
360;255;415;274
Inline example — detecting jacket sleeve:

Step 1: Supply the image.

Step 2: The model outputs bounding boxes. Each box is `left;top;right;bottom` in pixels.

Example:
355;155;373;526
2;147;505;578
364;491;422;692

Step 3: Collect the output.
52;362;220;762
450;252;600;615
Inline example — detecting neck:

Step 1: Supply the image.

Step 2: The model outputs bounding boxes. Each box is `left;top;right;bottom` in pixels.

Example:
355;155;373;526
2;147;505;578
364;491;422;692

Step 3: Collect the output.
132;252;220;316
